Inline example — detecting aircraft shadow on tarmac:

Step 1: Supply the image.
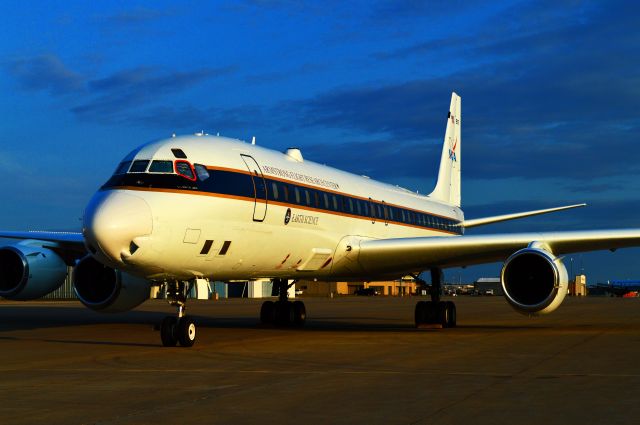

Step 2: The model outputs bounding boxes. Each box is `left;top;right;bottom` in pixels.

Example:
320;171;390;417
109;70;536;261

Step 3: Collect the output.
0;305;575;334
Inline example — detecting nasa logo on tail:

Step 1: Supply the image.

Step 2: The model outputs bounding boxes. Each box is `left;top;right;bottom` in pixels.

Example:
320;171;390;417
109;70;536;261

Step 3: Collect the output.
449;138;457;162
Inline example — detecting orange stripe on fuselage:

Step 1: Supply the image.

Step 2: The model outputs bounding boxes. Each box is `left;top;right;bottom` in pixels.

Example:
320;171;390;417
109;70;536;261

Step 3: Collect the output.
109;185;459;235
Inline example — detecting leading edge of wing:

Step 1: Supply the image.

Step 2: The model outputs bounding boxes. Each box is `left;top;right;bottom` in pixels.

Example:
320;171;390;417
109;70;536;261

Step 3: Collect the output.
357;229;640;273
0;231;85;245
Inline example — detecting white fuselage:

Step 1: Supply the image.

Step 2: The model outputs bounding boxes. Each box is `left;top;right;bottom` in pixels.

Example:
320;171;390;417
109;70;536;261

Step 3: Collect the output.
83;135;464;282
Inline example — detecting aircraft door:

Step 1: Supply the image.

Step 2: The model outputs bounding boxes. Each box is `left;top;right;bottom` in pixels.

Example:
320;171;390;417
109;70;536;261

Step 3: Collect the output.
240;154;268;222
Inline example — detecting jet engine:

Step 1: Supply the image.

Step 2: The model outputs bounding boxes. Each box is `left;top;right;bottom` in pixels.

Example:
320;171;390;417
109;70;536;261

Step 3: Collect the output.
501;247;568;315
73;256;151;313
0;243;67;300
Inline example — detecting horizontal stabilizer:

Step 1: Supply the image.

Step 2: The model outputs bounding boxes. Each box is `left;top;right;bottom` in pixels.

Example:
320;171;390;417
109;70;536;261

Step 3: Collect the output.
463;203;586;228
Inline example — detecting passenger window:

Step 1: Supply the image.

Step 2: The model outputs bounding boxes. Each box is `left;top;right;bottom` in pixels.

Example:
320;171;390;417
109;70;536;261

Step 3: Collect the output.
194;164;210;181
271;182;279;200
348;198;354;213
115;161;132;174
401;210;406;222
175;161;196;181
305;190;311;205
149;160;174;173
356;200;361;215
294;187;301;204
282;184;289;201
314;191;320;207
332;195;338;211
129;160;150;173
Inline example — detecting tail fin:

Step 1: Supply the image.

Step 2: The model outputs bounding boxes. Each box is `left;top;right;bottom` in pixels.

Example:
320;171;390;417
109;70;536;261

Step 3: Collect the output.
429;92;461;207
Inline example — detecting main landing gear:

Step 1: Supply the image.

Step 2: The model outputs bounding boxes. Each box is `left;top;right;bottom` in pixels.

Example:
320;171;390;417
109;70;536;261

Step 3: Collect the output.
260;278;306;327
414;268;457;328
160;281;197;347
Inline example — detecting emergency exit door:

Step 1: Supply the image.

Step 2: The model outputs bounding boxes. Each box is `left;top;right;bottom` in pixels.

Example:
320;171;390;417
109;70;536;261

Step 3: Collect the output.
240;154;268;222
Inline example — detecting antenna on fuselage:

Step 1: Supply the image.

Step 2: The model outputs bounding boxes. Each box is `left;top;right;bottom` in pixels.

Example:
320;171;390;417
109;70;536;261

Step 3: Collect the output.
251;136;256;145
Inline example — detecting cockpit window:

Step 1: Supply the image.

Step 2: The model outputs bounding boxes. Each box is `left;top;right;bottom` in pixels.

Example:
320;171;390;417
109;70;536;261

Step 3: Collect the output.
129;160;150;173
175;160;196;181
149;160;174;173
114;161;132;175
194;164;210;181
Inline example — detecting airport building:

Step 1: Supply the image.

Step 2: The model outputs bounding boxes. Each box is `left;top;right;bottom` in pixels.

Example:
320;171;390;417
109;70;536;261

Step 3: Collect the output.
296;277;418;296
41;267;76;300
569;274;587;296
474;278;503;296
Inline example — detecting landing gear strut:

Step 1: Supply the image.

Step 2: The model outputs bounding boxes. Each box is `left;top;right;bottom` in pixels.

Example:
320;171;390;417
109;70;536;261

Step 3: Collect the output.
160;281;197;347
260;278;306;327
414;268;457;328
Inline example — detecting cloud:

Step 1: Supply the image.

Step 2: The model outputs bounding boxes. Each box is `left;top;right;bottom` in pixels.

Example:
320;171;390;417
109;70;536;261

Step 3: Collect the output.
282;1;640;182
128;104;266;133
70;66;236;121
99;7;174;27
5;55;85;95
244;63;327;85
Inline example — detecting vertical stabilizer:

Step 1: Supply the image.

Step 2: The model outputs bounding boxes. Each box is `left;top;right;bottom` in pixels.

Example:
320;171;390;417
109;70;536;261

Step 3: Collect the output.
429;92;461;207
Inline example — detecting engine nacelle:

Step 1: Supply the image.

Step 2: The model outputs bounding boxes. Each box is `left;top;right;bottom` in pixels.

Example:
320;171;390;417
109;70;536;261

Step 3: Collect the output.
73;256;151;313
0;243;67;300
501;247;568;315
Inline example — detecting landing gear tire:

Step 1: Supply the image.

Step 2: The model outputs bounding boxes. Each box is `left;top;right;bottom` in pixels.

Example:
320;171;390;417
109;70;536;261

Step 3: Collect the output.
160;316;178;347
275;300;294;325
445;301;457;328
437;302;450;326
260;300;276;324
261;300;306;327
293;300;306;327
415;301;456;328
177;316;196;347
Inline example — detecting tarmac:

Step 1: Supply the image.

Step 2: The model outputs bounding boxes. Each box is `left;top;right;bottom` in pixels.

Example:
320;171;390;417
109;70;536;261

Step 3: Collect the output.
1;295;639;425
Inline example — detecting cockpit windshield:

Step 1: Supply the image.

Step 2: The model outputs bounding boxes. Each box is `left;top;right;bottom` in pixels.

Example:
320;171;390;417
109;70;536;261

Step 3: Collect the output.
129;160;150;173
149;160;174;173
110;157;209;182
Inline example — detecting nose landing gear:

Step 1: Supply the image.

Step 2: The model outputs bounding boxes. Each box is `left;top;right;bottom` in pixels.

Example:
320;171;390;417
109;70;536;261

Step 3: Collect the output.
160;281;197;347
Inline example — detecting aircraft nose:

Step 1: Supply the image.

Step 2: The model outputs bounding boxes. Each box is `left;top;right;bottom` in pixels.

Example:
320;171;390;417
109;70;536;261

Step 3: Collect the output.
83;191;153;265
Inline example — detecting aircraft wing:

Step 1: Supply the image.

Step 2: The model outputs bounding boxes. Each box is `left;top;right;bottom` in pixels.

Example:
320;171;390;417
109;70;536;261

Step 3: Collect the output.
0;231;86;264
0;231;84;244
357;229;640;274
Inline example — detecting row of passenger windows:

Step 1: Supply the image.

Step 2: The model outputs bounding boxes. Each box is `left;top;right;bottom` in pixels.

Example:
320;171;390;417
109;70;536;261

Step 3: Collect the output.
268;181;458;231
115;160;211;182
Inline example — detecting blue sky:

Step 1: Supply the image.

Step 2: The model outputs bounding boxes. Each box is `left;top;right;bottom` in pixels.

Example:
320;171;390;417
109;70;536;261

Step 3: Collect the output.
1;0;639;283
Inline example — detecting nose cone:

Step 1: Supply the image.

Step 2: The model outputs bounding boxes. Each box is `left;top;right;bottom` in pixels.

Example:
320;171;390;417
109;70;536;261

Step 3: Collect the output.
83;191;153;266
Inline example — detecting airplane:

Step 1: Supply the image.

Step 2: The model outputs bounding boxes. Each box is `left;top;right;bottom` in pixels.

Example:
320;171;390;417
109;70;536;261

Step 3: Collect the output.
2;92;640;347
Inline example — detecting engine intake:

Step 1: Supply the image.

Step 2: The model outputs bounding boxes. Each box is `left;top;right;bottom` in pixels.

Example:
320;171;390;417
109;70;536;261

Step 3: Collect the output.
0;244;67;300
501;247;568;315
73;256;151;313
